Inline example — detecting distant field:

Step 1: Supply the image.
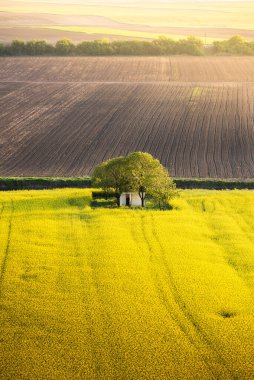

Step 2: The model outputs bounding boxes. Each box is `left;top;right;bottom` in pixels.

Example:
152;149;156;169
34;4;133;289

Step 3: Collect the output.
36;26;224;44
2;1;254;29
1;56;254;179
1;1;254;42
37;26;222;43
0;188;253;379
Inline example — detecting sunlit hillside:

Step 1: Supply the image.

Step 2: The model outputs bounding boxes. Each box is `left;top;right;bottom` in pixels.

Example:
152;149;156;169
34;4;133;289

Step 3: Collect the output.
1;1;254;42
0;189;253;379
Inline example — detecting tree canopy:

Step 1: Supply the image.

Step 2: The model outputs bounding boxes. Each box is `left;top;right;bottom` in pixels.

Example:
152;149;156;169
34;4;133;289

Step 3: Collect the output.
2;36;254;57
92;157;130;205
92;152;177;208
212;35;254;55
0;37;205;56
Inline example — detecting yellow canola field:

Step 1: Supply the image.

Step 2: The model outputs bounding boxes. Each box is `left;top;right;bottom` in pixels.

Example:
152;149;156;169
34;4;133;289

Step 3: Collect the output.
0;189;253;379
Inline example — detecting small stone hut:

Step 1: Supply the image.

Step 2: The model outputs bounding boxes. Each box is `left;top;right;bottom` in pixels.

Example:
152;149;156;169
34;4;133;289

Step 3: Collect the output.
120;192;145;207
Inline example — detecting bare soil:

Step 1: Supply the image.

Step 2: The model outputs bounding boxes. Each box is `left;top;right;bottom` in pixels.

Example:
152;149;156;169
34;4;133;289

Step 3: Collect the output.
1;56;254;83
1;57;254;178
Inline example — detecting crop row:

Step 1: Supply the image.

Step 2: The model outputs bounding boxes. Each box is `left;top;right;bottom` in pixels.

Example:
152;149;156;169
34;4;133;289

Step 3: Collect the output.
1;56;254;83
1;82;254;178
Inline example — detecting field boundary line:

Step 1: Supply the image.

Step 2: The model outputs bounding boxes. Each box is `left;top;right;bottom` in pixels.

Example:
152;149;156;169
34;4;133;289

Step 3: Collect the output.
2;80;254;85
0;198;14;297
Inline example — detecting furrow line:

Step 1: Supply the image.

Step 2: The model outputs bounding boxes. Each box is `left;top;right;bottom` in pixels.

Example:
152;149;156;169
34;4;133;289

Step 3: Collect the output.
135;214;222;379
149;213;238;380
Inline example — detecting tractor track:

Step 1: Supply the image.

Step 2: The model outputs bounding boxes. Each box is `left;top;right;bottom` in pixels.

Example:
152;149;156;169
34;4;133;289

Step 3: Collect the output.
131;213;238;380
0;198;14;297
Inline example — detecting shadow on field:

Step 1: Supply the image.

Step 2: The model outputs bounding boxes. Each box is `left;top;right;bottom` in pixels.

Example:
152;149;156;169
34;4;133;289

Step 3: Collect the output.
91;198;174;210
91;199;118;209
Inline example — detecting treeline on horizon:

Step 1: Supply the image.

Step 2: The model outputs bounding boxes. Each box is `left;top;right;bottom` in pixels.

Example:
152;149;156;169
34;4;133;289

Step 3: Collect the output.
1;36;254;56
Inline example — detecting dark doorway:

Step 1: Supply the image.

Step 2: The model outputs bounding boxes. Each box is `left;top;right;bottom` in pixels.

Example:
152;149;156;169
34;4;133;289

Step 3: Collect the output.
126;194;130;206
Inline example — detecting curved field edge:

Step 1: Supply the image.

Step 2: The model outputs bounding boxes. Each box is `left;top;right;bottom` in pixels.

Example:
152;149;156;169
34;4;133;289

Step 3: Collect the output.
0;188;253;379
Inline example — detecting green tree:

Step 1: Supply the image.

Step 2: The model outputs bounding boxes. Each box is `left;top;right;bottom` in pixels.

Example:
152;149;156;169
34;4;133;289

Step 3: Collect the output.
26;40;53;55
247;40;254;55
92;157;130;206
213;36;254;55
10;40;26;55
0;43;6;56
126;152;176;207
55;39;75;55
152;36;177;55
77;39;113;56
149;173;177;209
92;152;177;208
177;36;204;56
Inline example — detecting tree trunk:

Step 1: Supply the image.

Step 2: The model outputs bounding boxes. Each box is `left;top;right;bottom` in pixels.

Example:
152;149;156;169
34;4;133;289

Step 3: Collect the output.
139;186;145;207
115;193;120;207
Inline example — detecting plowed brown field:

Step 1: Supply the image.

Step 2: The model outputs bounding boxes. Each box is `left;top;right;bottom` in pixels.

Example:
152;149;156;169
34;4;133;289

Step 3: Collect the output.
2;56;254;83
1;57;254;178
